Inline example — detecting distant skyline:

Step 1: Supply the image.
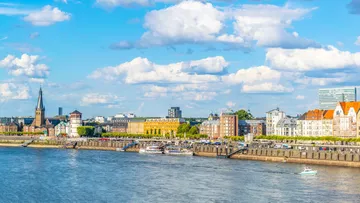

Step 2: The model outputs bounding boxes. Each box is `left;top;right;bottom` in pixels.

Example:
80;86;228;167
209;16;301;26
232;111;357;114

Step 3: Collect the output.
0;0;360;118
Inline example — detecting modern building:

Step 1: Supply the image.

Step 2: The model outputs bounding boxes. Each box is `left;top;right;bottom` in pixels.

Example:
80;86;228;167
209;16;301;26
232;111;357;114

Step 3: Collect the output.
144;118;185;136
266;108;286;135
219;110;238;137
69;110;82;137
333;102;360;138
319;87;357;110
275;117;297;136
168;107;182;118
238;120;266;136
58;107;63;116
127;120;145;134
200;120;220;139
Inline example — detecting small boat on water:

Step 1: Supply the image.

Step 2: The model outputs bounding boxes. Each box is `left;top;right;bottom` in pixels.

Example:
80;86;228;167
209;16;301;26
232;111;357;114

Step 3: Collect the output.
300;167;317;175
164;146;193;156
139;145;164;154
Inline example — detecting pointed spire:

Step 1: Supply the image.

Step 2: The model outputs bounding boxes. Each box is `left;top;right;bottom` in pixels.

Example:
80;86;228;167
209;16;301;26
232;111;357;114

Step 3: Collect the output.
36;87;45;110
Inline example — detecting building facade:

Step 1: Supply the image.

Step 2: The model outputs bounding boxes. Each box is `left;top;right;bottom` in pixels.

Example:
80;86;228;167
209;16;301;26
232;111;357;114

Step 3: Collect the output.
219;111;238;137
168;107;182;118
95;116;106;123
144;118;185;136
0;123;18;133
127;120;145;134
319;87;357;110
333;102;360;138
200;120;220;139
55;121;70;137
69;110;82;137
266;108;286;135
238;120;266;136
275;117;297;136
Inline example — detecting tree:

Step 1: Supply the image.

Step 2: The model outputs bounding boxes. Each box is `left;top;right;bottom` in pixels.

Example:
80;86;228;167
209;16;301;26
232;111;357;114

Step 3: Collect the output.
235;109;254;120
188;126;199;135
177;123;191;134
77;126;95;137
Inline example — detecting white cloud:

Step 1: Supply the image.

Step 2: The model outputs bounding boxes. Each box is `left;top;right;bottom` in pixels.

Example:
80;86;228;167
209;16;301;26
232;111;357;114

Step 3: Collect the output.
231;4;318;48
30;32;40;39
266;46;360;71
355;36;360;46
226;101;236;108
24;5;70;26
89;56;227;84
222;89;231;94
140;1;225;47
295;76;347;86
222;66;281;85
80;93;123;106
241;83;293;93
0;54;50;80
296;95;305;100
0;36;7;41
0;83;30;101
96;0;150;7
0;6;32;15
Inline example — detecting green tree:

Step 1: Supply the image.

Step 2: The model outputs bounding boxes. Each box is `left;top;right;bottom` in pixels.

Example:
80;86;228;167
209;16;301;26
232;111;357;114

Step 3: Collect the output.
188;126;199;135
177;123;191;134
77;126;95;137
235;109;254;120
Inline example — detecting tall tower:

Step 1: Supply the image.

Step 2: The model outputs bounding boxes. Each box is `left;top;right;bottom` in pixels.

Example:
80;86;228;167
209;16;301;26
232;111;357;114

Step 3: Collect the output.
35;87;45;127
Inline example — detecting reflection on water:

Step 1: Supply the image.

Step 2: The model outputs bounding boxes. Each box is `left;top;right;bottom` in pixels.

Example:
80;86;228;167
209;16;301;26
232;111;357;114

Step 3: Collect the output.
0;147;360;203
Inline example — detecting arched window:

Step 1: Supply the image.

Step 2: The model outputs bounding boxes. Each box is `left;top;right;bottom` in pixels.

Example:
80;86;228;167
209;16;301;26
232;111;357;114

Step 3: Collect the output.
150;129;153;134
159;129;161;135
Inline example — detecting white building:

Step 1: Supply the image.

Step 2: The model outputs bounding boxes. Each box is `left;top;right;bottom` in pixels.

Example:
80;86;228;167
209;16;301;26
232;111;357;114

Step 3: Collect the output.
95;116;106;123
69;110;82;137
107;116;114;122
55;121;70;137
266;108;286;135
275;117;297;136
126;113;136;118
296;109;334;137
114;113;126;118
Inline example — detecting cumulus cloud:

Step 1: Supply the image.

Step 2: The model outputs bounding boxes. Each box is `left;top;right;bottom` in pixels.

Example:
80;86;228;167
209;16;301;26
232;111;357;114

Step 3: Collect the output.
355;36;360;46
115;2;318;49
222;66;281;85
24;5;70;26
0;54;50;80
80;93;123;107
0;83;30;101
95;0;150;8
242;83;293;93
89;56;227;84
266;46;360;71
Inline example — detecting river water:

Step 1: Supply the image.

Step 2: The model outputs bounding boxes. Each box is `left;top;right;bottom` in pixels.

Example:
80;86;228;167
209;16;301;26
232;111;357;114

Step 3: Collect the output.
1;147;360;203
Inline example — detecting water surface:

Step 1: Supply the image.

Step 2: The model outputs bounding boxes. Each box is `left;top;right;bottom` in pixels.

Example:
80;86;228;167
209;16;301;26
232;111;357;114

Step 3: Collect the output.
0;147;359;203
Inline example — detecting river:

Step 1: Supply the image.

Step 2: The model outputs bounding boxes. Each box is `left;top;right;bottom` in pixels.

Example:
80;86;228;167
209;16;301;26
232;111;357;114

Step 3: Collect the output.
0;147;360;203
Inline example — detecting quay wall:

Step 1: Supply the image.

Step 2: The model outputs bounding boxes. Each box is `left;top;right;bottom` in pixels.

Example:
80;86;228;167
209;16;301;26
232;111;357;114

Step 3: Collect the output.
1;138;360;167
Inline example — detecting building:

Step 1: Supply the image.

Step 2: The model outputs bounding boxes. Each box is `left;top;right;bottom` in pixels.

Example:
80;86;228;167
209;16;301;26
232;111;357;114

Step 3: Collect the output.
69;110;82;137
208;113;219;121
112;122;128;133
238;120;266;136
200;120;220;139
275;117;297;136
333;102;360;138
319;87;357;110
23;88;59;137
114;113;126;118
0;122;19;133
168;107;182;118
144;118;185;136
266;108;286;135
127;120;145;134
58;107;63;116
55;121;70;137
126;113;136;118
95;116;106;123
322;110;334;136
296;109;334;137
219;111;238;137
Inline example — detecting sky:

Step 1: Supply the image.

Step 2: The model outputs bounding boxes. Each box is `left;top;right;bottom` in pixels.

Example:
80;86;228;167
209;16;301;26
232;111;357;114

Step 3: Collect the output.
0;0;360;119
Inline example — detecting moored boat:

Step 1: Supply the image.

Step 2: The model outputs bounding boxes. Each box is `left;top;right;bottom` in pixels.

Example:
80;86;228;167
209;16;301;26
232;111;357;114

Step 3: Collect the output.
300;167;317;175
164;146;193;156
139;145;164;154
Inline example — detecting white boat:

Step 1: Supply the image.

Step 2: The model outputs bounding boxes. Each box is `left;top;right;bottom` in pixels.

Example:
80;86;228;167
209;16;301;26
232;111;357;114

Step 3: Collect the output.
164;146;193;156
300;167;317;175
139;145;163;154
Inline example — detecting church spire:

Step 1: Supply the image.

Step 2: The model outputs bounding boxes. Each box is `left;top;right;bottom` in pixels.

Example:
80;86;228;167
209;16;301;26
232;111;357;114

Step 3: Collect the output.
36;87;45;110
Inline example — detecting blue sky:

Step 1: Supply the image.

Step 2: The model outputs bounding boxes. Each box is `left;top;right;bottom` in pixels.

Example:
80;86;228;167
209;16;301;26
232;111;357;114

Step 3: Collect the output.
0;0;360;118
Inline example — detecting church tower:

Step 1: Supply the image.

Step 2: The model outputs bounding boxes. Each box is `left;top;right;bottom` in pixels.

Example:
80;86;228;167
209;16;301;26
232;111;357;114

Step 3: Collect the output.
35;87;45;127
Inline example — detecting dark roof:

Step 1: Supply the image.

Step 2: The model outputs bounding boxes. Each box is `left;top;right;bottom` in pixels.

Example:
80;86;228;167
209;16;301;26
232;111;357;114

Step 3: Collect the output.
70;110;82;115
36;87;45;110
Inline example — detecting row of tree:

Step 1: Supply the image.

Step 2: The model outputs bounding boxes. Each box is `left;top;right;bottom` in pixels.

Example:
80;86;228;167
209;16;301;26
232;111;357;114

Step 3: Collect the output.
101;132;208;139
1;132;44;135
177;123;199;135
